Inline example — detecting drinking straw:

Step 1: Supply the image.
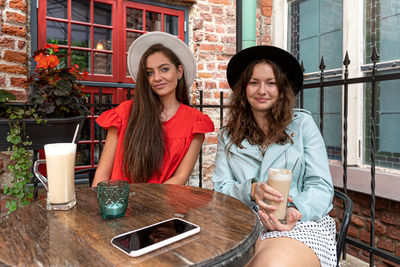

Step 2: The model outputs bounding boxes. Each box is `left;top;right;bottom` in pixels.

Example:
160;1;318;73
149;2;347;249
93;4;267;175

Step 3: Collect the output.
72;124;80;144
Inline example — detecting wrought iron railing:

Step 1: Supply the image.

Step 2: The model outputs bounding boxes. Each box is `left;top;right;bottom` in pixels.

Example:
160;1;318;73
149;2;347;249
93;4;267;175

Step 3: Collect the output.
298;47;400;266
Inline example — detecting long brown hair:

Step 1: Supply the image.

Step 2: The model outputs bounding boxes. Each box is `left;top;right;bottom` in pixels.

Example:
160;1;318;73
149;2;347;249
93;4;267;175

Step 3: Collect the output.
225;59;295;150
123;44;190;183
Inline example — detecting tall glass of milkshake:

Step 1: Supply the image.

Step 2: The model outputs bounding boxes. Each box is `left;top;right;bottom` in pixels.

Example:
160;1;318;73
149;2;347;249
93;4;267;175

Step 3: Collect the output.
33;143;77;210
258;168;293;223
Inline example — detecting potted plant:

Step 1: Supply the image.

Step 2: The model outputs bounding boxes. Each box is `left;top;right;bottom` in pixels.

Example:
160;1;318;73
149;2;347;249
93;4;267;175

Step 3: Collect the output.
1;44;89;212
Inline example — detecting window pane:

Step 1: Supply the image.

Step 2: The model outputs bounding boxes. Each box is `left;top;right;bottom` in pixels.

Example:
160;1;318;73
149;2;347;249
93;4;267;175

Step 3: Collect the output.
364;70;400;170
302;86;319;114
94;27;112;50
126;32;142;51
76;143;91;166
323;85;342;160
47;21;68;46
291;0;343;72
299;0;319;40
71;24;90;48
377;72;400;154
47;0;67;19
71;50;90;71
94;143;104;164
94;94;113;116
302;82;342;161
55;48;68;69
80;119;91;141
299;37;319;72
365;0;400;62
94;121;103;140
164;15;178;35
94;53;112;75
320;0;342;33
380;14;400;61
71;0;90;22
127;8;143;30
320;30;343;69
146;11;161;31
126;32;141;76
94;2;112;26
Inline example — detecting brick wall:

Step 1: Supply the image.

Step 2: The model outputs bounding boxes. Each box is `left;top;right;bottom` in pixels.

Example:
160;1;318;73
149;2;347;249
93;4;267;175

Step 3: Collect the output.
187;0;272;188
0;0;28;99
330;190;400;267
0;0;29;188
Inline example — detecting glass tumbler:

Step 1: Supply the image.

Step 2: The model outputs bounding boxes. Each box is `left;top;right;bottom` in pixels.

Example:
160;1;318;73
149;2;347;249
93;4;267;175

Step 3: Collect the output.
97;180;130;219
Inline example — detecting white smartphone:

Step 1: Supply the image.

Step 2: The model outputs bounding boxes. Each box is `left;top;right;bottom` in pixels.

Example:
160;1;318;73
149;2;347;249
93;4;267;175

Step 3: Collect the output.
111;218;200;257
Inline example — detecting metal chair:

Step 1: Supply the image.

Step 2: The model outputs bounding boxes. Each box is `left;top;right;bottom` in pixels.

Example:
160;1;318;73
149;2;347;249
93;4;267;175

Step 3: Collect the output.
334;189;354;266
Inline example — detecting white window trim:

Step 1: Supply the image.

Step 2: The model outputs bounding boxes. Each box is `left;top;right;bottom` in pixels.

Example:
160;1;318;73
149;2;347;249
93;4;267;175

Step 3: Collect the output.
272;0;364;166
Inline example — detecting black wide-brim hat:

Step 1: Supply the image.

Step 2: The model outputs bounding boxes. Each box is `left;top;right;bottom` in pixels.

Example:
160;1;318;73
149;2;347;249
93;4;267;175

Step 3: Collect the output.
226;45;303;95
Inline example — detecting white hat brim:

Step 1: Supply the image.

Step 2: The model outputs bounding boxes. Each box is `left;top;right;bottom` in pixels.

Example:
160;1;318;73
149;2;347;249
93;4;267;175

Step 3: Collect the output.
127;31;196;87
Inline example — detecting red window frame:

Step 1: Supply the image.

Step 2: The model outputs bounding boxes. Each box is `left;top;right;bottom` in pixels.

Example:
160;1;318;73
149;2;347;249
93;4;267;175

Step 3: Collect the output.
38;0;185;84
120;1;185;83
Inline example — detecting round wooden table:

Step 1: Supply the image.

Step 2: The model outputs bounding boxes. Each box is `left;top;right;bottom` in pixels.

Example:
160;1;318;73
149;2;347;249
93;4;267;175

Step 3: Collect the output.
0;184;260;266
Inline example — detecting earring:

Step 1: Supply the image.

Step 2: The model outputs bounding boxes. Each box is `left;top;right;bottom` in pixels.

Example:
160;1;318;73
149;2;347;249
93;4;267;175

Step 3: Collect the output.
178;77;181;81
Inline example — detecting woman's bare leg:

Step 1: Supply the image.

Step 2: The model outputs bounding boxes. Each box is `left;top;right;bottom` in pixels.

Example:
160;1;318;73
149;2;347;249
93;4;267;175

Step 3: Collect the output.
245;237;320;267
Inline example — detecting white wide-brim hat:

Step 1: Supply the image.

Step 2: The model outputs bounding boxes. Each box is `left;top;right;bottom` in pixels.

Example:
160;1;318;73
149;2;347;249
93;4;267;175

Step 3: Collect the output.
127;31;196;87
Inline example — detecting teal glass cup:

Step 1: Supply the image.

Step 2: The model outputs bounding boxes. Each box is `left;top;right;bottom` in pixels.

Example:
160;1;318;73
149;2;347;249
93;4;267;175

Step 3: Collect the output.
97;180;130;219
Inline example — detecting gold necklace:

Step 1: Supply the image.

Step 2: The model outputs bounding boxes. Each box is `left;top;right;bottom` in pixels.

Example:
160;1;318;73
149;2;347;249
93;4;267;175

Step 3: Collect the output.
161;103;180;122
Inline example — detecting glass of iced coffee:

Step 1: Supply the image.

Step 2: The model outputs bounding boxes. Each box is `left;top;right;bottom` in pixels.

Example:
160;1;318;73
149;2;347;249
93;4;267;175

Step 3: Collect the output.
258;168;293;223
33;143;77;210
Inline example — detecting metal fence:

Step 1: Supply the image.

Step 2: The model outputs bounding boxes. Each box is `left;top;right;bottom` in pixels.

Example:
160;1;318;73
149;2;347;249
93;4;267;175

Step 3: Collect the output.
297;47;400;266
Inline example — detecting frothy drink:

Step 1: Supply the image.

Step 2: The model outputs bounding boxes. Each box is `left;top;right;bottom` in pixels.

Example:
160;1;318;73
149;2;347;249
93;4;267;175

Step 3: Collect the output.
268;168;292;221
44;143;76;204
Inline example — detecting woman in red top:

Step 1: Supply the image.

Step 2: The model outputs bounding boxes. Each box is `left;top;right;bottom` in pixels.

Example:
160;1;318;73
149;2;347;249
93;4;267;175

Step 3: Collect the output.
92;32;214;186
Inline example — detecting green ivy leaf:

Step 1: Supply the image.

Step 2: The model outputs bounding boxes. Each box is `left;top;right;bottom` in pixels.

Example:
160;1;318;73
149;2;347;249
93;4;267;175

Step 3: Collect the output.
6;200;17;212
26;192;33;199
21;199;30;206
3;185;10;195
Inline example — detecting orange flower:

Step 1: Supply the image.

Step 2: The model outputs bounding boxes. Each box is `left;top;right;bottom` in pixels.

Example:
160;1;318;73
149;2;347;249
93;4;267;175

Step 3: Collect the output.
45;43;59;53
47;55;60;68
82;70;89;79
34;53;46;68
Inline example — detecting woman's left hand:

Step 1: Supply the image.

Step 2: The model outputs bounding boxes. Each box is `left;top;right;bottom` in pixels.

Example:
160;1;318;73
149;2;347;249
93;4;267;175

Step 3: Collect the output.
258;206;302;232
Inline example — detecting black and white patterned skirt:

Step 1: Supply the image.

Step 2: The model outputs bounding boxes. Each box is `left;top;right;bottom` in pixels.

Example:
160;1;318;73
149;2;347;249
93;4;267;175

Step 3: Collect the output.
259;215;337;267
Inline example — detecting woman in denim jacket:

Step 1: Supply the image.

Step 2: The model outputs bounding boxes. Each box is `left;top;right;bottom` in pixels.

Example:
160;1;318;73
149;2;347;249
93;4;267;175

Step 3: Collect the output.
212;46;336;267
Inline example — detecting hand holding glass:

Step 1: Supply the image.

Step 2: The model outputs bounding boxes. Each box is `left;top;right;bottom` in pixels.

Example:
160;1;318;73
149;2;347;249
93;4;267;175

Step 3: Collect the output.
257;168;293;223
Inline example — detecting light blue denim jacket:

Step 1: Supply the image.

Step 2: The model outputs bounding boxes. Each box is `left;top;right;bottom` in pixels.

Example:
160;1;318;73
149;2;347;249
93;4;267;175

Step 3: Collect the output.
212;109;333;222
